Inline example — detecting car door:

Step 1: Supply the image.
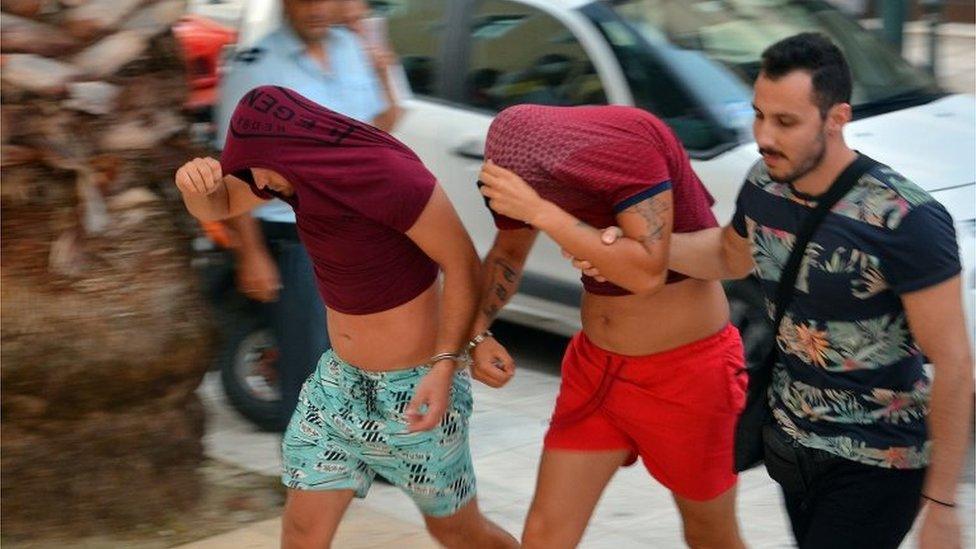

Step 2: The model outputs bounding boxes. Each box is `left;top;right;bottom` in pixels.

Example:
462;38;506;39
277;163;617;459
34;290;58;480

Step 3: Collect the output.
384;0;497;252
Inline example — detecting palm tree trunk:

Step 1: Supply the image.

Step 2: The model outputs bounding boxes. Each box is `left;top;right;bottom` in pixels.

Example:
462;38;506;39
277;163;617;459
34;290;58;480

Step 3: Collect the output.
1;0;216;535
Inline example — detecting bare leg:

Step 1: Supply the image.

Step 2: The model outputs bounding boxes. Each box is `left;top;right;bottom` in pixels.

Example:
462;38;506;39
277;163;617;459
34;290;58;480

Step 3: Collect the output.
422;497;518;548
281;489;356;549
672;485;745;549
522;448;632;549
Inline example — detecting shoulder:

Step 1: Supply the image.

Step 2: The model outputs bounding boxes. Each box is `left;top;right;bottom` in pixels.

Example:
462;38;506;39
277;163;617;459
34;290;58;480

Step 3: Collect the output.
732;160;787;218
864;164;935;208
229;31;281;68
743;159;774;192
845;163;939;230
382;147;435;180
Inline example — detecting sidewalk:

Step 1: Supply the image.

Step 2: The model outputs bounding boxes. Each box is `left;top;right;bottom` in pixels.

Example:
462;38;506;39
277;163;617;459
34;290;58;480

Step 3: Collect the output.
181;367;973;549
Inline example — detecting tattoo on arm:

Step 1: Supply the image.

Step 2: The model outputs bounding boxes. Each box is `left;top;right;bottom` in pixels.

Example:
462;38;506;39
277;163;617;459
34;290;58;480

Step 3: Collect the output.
623;195;671;250
494;284;508;300
482;303;500;319
498;260;517;283
481;257;520;323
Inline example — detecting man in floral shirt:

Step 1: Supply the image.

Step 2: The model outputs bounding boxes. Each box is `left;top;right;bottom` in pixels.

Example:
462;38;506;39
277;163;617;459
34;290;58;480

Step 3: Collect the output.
678;33;972;549
574;33;972;549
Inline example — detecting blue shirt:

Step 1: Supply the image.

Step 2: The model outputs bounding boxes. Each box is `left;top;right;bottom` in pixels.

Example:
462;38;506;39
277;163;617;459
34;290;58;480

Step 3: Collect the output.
732;157;960;469
215;25;386;223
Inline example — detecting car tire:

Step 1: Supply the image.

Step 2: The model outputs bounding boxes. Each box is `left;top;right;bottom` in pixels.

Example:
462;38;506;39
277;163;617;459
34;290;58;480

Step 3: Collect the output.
217;315;284;432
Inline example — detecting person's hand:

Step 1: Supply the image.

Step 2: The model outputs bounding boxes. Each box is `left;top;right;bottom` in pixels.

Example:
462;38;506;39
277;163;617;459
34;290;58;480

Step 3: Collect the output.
560;226;622;282
918;502;962;549
175;157;223;196
366;45;395;74
479;159;547;224
405;362;453;432
235;249;281;302
470;337;515;388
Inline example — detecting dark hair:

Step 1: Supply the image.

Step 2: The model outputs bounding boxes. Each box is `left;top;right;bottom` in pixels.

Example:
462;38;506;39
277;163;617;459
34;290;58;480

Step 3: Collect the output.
760;32;852;117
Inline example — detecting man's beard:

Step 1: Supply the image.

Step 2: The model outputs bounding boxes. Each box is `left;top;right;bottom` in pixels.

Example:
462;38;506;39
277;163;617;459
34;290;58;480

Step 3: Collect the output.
769;131;827;185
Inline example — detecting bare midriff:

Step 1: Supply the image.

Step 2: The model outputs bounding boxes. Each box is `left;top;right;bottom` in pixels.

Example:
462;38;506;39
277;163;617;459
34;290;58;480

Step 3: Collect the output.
581;278;730;356
326;282;440;371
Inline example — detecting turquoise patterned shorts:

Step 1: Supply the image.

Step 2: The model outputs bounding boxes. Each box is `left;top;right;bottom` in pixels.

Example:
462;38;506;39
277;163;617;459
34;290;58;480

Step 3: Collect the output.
282;350;476;517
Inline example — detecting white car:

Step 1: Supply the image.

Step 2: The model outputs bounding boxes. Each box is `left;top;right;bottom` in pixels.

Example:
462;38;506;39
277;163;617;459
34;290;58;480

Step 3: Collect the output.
233;0;975;365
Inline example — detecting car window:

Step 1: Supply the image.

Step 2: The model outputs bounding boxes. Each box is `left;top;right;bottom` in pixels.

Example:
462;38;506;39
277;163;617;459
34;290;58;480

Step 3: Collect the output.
383;0;450;99
587;12;751;153
462;0;607;112
604;0;938;106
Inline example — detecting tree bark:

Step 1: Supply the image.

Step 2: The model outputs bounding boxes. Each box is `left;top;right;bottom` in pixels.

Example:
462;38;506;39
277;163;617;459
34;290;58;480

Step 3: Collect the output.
1;0;217;536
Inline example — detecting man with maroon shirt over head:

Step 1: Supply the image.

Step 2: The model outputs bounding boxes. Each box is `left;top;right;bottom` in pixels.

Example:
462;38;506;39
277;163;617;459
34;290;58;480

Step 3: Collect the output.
471;104;746;548
175;86;516;549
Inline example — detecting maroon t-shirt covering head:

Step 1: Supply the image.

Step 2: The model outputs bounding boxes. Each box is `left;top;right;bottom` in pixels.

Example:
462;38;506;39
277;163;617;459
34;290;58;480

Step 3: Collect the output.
221;85;438;314
484;104;719;296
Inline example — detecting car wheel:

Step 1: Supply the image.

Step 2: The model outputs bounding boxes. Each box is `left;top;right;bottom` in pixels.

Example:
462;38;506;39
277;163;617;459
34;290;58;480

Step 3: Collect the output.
218;315;284;432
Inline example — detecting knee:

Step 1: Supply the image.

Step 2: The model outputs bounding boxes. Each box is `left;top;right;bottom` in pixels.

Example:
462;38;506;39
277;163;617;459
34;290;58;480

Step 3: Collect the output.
282;514;327;549
425;521;471;548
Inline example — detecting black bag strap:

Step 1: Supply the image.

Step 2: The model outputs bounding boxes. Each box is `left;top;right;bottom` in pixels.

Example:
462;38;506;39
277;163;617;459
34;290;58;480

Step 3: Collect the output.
768;154;877;333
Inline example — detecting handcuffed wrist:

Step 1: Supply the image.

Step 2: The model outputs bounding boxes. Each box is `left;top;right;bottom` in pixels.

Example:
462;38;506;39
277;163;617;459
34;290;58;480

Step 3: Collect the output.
428;352;464;371
467;330;494;351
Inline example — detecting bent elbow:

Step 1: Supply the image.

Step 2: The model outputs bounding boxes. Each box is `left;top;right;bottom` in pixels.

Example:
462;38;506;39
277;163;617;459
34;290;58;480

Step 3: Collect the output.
631;271;667;296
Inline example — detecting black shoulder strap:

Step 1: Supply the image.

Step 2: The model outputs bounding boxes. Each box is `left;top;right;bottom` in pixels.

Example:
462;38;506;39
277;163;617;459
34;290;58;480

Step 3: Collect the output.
770;153;878;331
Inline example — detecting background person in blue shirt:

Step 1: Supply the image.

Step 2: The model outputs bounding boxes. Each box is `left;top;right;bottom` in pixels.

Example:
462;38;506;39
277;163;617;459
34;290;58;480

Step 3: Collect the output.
214;0;402;431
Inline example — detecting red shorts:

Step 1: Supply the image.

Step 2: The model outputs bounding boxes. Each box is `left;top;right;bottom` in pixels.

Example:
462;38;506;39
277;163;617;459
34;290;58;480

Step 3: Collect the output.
544;324;747;501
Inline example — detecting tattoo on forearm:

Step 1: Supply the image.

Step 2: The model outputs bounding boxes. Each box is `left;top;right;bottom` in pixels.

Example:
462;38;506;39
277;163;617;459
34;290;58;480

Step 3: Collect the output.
496;259;517;283
482;303;499;319
481;257;520;323
494;284;508;300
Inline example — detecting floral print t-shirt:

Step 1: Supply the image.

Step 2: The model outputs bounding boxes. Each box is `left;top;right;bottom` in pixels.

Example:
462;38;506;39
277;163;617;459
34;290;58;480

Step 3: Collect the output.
731;155;961;469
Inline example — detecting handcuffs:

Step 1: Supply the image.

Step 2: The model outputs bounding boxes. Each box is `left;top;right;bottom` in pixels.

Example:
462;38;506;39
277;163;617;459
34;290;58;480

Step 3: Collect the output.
427;329;494;370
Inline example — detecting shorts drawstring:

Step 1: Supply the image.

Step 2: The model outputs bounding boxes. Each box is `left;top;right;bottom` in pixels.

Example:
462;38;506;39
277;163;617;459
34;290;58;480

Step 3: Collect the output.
550;353;625;429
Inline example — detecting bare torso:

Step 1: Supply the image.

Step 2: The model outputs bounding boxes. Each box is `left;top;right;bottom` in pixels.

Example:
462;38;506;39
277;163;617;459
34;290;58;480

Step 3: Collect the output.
328;276;728;367
582;278;729;356
326;282;440;371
